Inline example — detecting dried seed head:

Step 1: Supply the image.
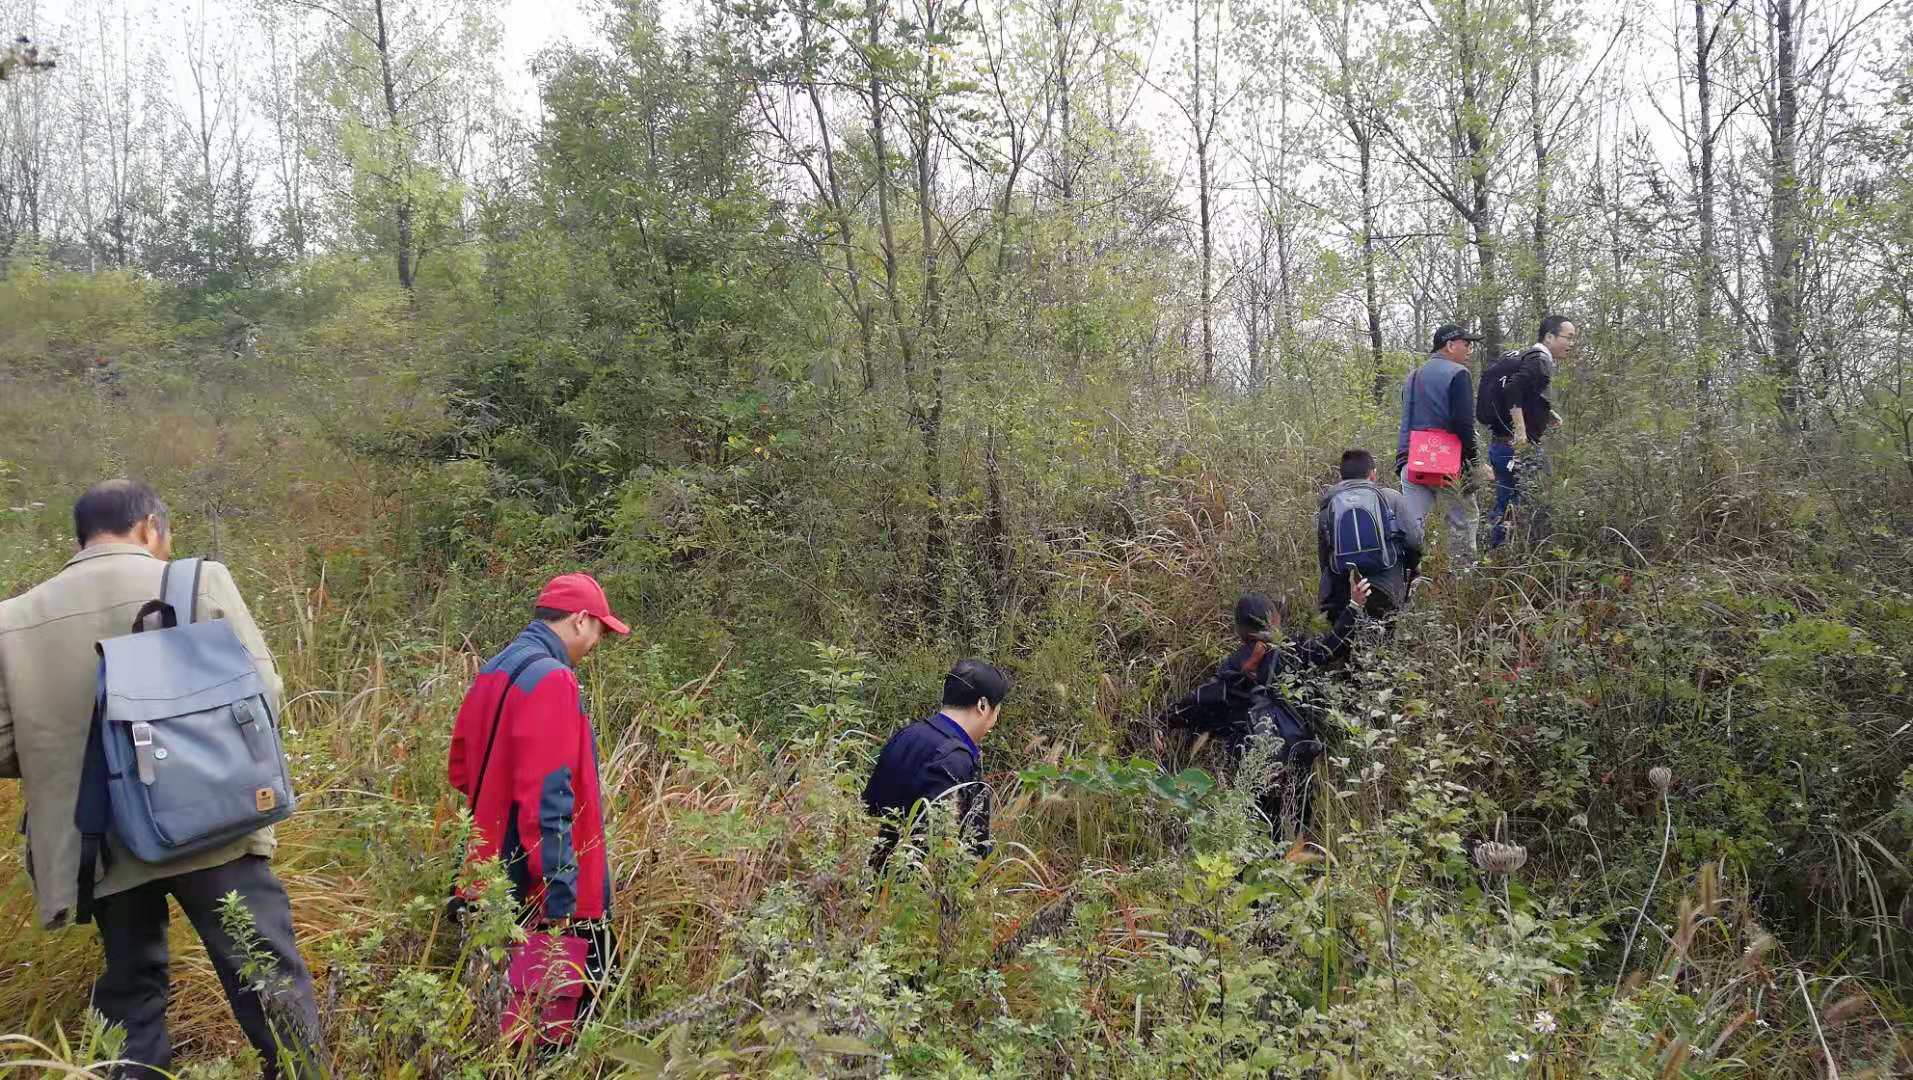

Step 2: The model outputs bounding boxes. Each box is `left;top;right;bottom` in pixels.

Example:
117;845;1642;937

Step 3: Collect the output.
1648;766;1673;794
1474;841;1529;876
1740;933;1777;973
1822;994;1871;1027
1568;813;1589;830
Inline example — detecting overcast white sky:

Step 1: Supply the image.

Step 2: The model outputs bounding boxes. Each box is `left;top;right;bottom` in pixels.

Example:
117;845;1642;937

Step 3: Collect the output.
29;0;599;114
495;0;598;109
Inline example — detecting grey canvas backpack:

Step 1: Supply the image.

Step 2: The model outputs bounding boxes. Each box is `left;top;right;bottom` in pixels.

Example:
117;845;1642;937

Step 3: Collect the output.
74;558;295;922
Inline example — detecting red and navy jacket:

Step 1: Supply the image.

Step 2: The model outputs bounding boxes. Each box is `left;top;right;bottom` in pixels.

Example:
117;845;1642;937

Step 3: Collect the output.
448;620;610;922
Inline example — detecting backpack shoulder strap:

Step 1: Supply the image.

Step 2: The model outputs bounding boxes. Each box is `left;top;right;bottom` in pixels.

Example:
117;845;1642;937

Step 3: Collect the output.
74;667;112;924
467;651;551;813
162;558;204;625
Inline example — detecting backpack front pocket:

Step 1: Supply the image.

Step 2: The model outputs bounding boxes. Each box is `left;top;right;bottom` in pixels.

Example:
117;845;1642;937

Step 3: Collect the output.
122;695;289;851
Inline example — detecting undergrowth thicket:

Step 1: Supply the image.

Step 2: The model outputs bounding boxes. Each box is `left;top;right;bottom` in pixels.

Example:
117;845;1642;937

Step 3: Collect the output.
1;267;1909;1077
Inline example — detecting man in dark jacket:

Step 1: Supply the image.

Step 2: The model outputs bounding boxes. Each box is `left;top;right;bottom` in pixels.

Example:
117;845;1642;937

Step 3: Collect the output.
448;573;628;1037
1157;583;1370;843
1318;449;1425;621
864;659;1007;865
1480;315;1577;547
1397;325;1496;560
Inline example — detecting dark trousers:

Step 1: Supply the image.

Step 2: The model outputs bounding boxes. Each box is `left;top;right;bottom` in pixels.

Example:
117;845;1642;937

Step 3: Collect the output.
1488;440;1520;548
91;855;323;1079
1489;441;1552;548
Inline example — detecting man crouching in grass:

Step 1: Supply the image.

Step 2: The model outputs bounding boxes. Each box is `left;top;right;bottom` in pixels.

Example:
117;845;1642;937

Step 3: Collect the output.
863;659;1008;867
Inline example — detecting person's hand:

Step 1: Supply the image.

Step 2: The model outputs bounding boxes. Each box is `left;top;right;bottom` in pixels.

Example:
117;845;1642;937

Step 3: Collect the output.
1348;571;1371;609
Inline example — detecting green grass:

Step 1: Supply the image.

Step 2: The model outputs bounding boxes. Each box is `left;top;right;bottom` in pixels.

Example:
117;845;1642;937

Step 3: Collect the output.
2;308;1910;1077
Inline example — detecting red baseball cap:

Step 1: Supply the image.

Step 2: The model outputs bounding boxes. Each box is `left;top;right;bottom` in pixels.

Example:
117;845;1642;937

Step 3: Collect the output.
535;573;630;636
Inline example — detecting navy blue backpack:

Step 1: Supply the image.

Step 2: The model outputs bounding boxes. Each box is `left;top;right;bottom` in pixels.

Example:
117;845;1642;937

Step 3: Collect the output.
1327;482;1400;577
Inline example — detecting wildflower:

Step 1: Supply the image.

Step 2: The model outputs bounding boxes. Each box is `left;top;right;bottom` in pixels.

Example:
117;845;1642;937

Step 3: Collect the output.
1506;1050;1531;1064
1532;1011;1556;1034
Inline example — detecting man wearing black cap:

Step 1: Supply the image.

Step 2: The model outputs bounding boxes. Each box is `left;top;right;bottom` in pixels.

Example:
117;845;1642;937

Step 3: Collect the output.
863;659;1007;864
1396;325;1494;561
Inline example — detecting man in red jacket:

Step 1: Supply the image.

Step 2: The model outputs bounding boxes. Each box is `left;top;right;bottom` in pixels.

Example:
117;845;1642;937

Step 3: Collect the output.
448;573;627;1036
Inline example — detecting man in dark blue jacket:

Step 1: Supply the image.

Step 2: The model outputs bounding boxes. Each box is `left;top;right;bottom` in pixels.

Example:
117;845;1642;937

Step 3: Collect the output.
1397;325;1495;561
864;659;1007;864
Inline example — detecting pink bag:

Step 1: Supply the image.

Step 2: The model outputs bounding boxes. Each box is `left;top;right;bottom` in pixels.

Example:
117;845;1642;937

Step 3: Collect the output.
1405;428;1463;488
501;932;591;1046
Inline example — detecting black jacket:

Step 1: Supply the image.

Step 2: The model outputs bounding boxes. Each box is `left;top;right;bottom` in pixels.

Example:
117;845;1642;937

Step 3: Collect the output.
863;715;992;860
1482;344;1555;442
1157;605;1361;744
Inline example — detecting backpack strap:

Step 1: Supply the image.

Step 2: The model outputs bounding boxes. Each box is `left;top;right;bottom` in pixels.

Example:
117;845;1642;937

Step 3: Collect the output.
73;667;112;925
131;558;204;632
468;653;550;814
163;558;204;625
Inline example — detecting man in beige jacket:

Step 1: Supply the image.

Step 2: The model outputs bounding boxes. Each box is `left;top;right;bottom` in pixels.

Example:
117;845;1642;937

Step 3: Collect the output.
0;480;320;1078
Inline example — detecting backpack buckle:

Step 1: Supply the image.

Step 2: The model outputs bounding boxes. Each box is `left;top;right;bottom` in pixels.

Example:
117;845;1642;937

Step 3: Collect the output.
129;723;158;785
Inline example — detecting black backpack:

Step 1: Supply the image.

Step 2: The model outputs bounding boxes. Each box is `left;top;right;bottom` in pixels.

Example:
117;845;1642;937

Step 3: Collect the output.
1243;681;1322;768
1477;348;1526;431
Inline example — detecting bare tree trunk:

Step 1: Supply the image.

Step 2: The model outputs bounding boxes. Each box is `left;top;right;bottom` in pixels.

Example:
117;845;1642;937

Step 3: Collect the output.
1359;130;1385;403
1460;0;1502;354
1193;0;1216;384
1693;0;1719;414
373;0;414;291
799;8;876;390
1767;0;1804;426
264;10;309;260
1470;201;1501;355
1052;0;1086;373
866;0;909;380
1526;0;1549;318
914;0;949;623
1246;218;1268;384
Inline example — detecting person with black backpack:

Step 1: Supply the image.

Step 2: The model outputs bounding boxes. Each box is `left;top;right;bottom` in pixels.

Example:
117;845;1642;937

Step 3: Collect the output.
1318;448;1425;622
1477;315;1578;547
1155;584;1370;846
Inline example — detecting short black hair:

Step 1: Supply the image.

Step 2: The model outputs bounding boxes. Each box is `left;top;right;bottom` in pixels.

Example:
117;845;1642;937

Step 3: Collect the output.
533;606;573;624
1538;315;1572;342
1340;449;1375;480
943;658;1010;709
74;479;168;545
1234;592;1289;640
